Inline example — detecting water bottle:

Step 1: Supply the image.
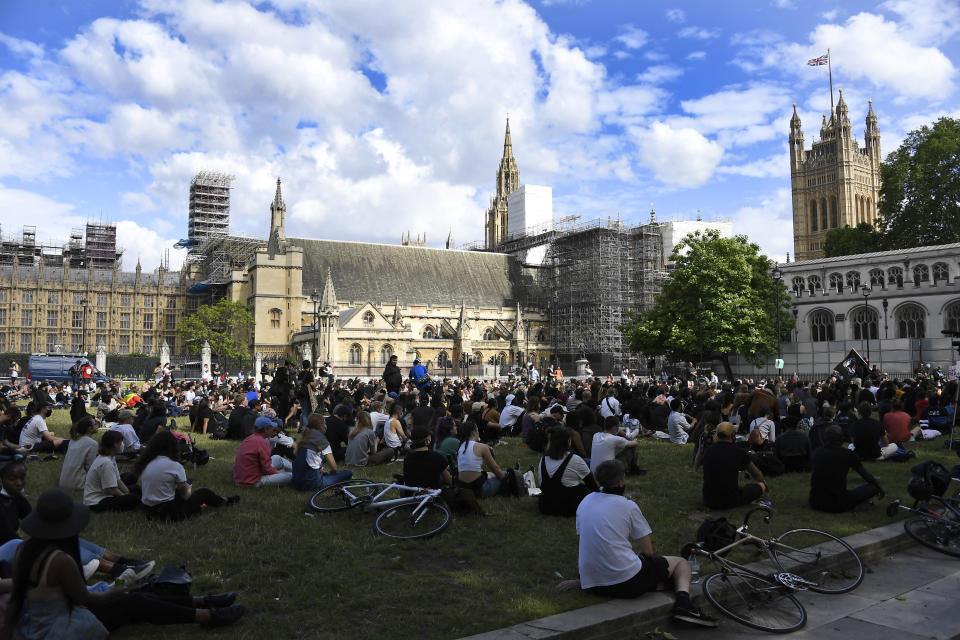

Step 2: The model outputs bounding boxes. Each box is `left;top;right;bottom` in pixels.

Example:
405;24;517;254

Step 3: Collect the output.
688;553;700;584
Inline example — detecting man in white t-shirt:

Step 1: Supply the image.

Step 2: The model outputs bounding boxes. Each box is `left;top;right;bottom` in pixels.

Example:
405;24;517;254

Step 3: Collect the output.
599;388;621;419
19;402;66;453
499;397;526;435
590;418;643;476
559;460;716;628
110;410;141;452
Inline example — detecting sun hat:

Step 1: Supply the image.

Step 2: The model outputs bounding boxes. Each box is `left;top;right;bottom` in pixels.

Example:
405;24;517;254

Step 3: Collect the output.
21;489;90;540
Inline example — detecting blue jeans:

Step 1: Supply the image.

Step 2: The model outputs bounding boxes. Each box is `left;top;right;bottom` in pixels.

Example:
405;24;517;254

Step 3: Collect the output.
319;469;353;489
0;538;104;566
254;456;294;487
300;407;311;430
481;474;501;497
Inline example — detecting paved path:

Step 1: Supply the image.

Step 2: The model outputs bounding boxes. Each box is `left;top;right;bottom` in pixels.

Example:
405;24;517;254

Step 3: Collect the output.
639;544;960;640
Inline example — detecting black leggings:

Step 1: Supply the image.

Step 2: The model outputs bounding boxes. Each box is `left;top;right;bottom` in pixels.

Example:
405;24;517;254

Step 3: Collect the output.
90;493;141;512
148;488;225;521
88;592;196;631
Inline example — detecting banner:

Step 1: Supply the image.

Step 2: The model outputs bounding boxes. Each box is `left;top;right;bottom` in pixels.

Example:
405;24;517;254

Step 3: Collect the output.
833;349;868;381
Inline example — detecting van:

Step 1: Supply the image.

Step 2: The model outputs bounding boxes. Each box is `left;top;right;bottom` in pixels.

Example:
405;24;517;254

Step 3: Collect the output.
27;354;110;385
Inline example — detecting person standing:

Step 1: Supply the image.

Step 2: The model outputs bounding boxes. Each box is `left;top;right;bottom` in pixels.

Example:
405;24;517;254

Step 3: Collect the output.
383;355;402;395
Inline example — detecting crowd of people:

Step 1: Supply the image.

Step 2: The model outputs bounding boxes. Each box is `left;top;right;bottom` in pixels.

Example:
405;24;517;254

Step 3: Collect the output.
0;354;956;633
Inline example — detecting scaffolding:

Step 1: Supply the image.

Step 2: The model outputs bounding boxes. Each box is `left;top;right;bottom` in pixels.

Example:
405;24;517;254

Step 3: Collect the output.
192;234;266;285
83;223;121;268
0;223;122;268
188;171;234;247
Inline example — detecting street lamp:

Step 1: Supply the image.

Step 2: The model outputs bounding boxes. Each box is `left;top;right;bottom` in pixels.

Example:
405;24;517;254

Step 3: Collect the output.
773;264;783;372
861;284;872;366
882;298;889;338
792;308;799;375
310;289;321;374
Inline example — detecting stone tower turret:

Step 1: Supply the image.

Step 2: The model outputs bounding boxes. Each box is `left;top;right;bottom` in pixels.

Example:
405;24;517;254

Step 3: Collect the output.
485;117;520;249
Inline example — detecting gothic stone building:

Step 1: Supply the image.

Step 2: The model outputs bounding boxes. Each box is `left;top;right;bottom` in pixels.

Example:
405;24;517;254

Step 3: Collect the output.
226;179;551;376
790;89;881;261
485;118;519;249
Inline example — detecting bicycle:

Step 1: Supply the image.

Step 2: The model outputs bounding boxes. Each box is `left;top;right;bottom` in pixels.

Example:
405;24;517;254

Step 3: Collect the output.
886;462;960;557
309;478;452;540
684;505;864;633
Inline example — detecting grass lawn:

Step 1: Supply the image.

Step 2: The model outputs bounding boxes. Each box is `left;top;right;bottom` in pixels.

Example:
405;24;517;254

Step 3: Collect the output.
21;408;960;639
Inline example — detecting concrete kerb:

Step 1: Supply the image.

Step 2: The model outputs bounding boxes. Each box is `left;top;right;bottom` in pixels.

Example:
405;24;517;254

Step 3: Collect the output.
459;520;912;640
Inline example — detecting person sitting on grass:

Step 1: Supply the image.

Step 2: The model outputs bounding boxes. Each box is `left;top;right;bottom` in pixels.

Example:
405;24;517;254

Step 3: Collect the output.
291;414;353;491
233;416;294;488
852;402;898;461
83;431;141;512
5;489;245;638
557;460;717;628
590;417;644;476
701;422;767;510
403;426;451;490
109;410;141;453
345;410;394;467
382;402;409;458
538;427;597;517
19;401;68;454
135;431;239;521
666;398;695;444
456;421;506;498
809;425;884;513
59;416;99;492
772;416;811;473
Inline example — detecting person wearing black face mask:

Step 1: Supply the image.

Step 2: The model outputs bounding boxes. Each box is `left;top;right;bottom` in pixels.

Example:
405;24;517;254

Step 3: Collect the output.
557;460;717;628
19;402;67;454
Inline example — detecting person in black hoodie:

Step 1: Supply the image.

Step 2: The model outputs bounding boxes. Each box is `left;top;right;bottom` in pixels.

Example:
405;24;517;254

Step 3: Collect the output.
382;355;402;395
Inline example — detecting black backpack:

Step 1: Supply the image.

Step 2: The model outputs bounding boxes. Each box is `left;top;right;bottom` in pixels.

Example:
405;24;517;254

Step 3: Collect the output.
696;517;737;554
525;421;549;452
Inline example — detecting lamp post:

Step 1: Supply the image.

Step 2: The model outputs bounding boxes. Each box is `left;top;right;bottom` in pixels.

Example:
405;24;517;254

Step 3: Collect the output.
792;308;799;376
882;298;889;338
310;289;321;374
861;284;872;366
773;264;783;372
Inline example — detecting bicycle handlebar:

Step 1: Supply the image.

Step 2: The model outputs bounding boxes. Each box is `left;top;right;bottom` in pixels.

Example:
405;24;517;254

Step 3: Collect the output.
742;504;773;530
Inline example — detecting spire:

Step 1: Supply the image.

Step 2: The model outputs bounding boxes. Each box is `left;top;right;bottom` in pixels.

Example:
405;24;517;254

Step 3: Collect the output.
457;300;469;336
392;295;402;325
273;177;284;208
836;87;850;134
503;115;513;158
320;268;337;310
650;203;656;223
445;228;455;250
268;177;286;255
790;102;801;128
820;113;829;139
865;98;880;156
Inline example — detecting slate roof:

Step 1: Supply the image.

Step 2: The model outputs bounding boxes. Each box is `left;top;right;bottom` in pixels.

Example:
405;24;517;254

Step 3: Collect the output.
0;265;181;287
293;238;534;307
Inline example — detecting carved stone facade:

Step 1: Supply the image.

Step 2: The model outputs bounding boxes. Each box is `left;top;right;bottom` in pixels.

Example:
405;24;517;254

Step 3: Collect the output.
485;118;520;249
790;89;881;261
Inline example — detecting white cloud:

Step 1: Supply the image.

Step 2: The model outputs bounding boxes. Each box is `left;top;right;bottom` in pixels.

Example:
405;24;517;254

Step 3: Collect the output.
687;51;706;60
615;24;649;49
731;188;793;261
678;26;720;40
632;122;724;187
772;0;795;8
115;220;185;270
880;0;960;45
821;9;840;21
717;152;789;179
665;9;686;23
121;192;159;214
636;65;684;84
0;33;44;60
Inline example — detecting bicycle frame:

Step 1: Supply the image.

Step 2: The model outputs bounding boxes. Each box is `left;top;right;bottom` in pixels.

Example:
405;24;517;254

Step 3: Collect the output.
887;493;960;524
340;482;441;516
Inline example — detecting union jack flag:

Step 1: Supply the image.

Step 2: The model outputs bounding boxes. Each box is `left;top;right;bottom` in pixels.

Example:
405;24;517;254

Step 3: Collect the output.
807;54;829;66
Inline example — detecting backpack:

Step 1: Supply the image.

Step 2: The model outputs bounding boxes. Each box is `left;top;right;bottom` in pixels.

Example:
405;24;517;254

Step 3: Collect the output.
498;467;529;498
909;460;951;498
696;517;737;554
208;413;228;440
750;451;785;477
525;421;548;452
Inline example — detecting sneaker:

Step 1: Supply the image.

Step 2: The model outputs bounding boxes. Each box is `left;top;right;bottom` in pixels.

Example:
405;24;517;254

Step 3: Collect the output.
206;604;246;627
124;560;156;583
672;602;719;628
202;592;238;608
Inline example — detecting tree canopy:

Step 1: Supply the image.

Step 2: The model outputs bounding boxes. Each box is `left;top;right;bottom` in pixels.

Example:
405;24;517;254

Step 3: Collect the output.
879;117;960;248
622;230;793;372
823;223;883;258
176;298;254;362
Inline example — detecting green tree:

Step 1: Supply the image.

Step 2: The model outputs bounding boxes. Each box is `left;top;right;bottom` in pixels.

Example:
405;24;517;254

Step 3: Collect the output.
622;230;793;379
879;117;960;248
823;223;883;258
176;298;254;362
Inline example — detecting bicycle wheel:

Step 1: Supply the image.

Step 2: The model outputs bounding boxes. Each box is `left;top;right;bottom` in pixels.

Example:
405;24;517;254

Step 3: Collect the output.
904;516;960;557
703;571;806;633
374;501;451;540
309;479;378;513
771;528;863;594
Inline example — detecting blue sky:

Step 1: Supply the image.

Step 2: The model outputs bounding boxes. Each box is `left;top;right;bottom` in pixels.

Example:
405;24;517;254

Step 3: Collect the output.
1;0;958;269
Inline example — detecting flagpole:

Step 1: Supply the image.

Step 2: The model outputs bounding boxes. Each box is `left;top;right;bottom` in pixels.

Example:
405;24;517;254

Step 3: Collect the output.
827;48;834;121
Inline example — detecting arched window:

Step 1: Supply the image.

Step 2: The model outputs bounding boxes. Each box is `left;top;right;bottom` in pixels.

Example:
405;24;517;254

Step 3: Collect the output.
362;311;374;326
269;308;281;329
810;200;818;232
820;197;828;230
913;264;929;285
850;307;879;340
414;351;421;361
791;276;805;295
944;301;960;333
809;310;835;342
887;266;903;287
536;330;547;342
380;344;392;364
348;344;363;364
845;271;860;290
896;304;926;338
829;272;843;293
482;328;495;341
933;263;950;284
830;196;838;228
421;325;435;339
472;352;482;364
807;274;822;294
437;351;450;368
868;269;884;287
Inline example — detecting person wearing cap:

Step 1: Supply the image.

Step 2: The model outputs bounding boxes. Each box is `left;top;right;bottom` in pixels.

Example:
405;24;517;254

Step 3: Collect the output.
6;488;245;636
291;414;352;491
809;424;883;513
559;460;717;628
19;401;67;454
701;422;767;509
109;410;141;453
403;426;451;489
233;416;294;488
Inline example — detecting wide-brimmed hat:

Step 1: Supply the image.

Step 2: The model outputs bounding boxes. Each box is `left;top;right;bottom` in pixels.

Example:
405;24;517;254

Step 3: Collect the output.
21;489;90;540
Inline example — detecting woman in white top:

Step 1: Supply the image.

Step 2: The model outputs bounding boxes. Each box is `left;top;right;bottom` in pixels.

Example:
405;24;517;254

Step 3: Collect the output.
456;422;505;498
382;403;407;453
538;427;597;517
84;430;140;512
59;417;98;492
134;431;237;521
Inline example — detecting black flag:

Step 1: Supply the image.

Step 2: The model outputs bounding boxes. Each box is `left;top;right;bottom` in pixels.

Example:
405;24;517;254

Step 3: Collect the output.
834;349;868;381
